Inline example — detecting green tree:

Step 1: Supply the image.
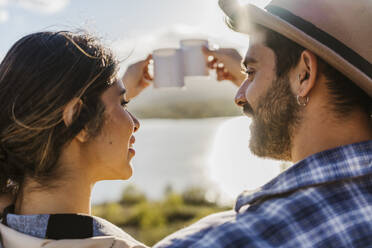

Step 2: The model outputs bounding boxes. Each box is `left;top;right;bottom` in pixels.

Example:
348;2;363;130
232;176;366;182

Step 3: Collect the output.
182;187;210;206
120;184;147;205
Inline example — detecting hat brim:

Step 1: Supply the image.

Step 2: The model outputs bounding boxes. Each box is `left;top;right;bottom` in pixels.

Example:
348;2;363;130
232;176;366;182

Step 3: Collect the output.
219;0;372;97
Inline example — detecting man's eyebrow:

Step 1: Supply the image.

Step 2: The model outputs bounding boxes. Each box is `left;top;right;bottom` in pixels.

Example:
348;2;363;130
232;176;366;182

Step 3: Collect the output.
242;57;258;68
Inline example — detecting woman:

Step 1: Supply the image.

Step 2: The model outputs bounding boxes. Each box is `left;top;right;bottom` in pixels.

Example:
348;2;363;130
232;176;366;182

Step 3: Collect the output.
0;31;152;247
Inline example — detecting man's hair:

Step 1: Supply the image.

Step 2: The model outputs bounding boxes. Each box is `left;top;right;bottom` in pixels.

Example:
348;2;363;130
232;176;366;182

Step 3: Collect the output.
256;24;371;119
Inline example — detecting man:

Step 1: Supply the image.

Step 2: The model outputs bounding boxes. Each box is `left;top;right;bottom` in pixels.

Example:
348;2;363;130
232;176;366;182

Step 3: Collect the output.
155;0;372;247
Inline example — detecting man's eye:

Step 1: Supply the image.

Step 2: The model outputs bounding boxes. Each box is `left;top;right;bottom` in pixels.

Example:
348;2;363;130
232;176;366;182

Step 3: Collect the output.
246;70;255;76
241;68;255;77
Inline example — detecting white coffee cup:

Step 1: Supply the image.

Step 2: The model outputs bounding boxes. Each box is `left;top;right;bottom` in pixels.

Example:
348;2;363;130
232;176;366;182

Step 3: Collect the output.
153;48;185;88
180;39;209;76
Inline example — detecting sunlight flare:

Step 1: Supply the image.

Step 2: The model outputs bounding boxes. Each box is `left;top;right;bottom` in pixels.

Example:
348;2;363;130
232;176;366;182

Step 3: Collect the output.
207;117;281;200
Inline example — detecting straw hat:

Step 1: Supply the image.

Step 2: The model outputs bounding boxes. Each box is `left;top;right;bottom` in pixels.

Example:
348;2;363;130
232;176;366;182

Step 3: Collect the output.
218;0;372;97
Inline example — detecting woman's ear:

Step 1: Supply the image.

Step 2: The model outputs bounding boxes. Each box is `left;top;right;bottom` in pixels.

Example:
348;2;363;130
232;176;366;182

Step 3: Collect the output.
63;98;83;127
297;50;318;97
63;98;89;143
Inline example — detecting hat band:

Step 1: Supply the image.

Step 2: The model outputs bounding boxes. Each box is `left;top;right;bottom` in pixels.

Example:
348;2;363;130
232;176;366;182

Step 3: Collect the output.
265;5;372;79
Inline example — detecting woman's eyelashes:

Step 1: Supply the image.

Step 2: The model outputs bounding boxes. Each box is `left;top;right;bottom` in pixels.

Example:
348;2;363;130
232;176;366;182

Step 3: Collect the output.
121;99;129;107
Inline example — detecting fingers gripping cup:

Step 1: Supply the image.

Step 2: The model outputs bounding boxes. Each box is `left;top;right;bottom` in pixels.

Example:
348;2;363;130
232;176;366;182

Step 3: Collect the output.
180;39;209;76
153;48;185;88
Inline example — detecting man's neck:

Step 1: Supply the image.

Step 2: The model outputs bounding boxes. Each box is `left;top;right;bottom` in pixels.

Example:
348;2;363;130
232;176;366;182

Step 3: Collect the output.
291;109;372;163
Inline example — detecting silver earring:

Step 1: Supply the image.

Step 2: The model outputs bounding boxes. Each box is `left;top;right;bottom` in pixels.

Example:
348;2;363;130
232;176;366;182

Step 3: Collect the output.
297;95;309;106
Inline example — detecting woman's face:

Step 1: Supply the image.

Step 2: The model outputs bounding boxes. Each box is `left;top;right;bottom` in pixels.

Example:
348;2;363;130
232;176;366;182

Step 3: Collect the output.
84;80;139;181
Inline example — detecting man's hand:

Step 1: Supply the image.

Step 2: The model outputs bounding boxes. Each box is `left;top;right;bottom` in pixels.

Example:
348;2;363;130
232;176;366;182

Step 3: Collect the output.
203;47;245;87
122;55;153;100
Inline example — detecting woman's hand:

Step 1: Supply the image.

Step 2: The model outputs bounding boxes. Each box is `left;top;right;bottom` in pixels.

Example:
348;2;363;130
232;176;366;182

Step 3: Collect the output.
122;55;153;100
203;47;245;87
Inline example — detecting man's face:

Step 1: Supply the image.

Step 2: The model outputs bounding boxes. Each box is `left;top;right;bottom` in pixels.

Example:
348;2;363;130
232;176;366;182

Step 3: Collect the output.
235;33;301;161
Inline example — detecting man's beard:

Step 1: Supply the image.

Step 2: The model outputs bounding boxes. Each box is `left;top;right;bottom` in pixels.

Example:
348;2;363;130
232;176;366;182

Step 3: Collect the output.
245;75;301;161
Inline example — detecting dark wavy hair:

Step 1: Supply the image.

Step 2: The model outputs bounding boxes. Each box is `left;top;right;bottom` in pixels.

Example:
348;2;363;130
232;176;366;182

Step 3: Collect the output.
0;31;118;194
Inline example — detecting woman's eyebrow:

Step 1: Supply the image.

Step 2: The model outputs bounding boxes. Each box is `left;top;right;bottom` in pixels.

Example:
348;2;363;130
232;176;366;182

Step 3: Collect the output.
119;89;126;96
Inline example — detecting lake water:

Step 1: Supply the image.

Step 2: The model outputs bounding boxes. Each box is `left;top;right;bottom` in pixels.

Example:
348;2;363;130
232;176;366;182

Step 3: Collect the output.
92;117;283;205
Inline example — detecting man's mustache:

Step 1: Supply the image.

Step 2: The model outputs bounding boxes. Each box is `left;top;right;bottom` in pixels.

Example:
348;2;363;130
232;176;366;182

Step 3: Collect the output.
243;103;254;117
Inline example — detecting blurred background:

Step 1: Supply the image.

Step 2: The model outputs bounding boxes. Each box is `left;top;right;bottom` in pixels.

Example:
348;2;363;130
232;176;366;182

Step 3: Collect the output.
0;0;292;244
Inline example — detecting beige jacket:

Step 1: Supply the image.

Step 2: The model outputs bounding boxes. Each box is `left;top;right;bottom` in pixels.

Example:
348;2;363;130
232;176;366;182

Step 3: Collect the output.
0;223;148;248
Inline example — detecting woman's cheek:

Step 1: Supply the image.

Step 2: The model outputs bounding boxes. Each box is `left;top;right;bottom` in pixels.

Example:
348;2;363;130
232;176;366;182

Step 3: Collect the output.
117;109;135;135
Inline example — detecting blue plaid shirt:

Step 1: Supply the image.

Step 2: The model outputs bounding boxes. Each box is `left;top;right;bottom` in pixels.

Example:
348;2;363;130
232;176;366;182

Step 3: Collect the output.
155;140;372;248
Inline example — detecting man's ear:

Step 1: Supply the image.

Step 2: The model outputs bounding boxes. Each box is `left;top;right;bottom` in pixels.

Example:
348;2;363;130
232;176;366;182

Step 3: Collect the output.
296;50;318;97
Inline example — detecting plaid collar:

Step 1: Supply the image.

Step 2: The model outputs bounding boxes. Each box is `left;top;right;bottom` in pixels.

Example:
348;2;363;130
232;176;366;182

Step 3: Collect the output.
235;140;372;212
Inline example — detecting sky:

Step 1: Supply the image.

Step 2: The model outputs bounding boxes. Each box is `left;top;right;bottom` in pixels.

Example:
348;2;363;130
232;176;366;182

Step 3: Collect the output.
0;0;270;66
1;0;280;203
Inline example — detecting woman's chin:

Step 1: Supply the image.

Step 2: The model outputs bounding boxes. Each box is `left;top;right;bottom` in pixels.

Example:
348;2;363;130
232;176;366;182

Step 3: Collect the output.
120;162;133;180
122;167;133;180
128;148;136;157
97;164;133;181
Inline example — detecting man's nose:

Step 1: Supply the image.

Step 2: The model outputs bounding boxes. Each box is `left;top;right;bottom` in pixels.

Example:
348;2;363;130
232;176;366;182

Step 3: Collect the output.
235;80;248;106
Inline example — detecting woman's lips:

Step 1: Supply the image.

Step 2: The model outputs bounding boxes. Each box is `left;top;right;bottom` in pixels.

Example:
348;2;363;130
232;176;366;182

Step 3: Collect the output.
129;136;136;146
128;148;136;156
129;136;136;156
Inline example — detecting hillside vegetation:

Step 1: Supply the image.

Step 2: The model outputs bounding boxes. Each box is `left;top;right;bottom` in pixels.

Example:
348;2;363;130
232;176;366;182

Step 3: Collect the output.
93;185;231;246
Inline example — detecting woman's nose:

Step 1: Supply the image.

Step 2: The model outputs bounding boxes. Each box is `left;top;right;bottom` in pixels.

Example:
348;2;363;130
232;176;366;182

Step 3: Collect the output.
235;80;249;106
129;112;140;132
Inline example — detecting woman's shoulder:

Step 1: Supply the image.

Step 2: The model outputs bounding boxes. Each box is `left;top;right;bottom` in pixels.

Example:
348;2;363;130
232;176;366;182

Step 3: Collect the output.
92;215;142;243
0;222;148;248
